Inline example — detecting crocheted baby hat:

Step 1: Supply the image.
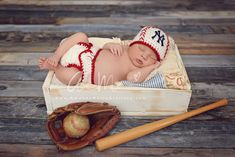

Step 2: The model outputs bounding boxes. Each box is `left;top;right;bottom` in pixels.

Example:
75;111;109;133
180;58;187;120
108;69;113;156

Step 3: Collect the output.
130;26;169;61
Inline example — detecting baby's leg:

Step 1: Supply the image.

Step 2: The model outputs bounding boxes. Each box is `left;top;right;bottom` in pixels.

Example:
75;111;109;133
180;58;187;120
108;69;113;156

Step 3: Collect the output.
54;65;82;86
47;32;89;67
39;57;82;85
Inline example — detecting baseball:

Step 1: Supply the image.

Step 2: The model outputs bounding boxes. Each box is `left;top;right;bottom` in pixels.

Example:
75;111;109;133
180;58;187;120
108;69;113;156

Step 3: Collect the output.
63;113;90;138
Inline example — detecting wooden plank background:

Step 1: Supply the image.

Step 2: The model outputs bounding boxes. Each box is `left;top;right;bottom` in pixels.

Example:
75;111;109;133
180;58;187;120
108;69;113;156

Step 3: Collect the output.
0;0;235;156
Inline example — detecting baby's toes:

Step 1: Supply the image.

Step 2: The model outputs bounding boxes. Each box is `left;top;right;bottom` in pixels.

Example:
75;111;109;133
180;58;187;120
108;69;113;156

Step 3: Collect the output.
54;61;58;67
38;63;43;69
39;59;44;64
40;57;46;61
46;58;51;65
51;60;56;66
38;60;42;65
38;58;44;65
51;60;57;67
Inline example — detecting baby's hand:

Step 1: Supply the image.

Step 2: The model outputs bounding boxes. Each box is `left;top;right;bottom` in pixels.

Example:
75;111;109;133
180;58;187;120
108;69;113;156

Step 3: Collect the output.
104;43;124;56
153;61;161;69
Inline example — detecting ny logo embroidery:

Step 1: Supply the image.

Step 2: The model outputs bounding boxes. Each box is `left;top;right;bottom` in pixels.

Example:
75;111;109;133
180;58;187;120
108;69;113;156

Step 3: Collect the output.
152;30;165;46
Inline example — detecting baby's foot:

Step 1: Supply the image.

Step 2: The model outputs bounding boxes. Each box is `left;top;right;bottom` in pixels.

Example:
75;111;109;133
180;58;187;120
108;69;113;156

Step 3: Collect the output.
46;54;60;67
38;57;56;70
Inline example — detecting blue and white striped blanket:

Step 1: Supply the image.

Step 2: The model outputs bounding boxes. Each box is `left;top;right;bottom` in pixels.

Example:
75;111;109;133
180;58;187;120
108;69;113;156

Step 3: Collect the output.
122;72;166;88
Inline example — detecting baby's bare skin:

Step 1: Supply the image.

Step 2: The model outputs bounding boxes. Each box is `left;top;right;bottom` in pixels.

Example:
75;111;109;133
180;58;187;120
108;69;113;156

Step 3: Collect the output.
38;32;160;86
94;44;160;85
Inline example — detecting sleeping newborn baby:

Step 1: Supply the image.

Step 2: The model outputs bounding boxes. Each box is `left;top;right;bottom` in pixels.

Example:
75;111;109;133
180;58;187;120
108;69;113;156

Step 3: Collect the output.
38;26;169;86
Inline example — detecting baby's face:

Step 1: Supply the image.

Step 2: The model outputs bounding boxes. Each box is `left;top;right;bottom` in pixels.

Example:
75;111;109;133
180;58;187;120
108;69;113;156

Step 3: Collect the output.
128;44;157;68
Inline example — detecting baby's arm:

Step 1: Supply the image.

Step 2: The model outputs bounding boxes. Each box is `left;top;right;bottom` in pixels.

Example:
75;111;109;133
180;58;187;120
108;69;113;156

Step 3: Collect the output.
126;62;160;83
103;42;124;56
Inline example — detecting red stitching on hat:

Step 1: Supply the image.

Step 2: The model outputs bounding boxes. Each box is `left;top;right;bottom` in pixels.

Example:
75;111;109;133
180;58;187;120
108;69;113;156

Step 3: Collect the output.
139;26;150;38
139;37;145;41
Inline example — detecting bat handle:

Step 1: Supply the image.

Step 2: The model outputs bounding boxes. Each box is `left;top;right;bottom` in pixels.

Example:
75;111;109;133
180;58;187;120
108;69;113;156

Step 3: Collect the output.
95;99;228;151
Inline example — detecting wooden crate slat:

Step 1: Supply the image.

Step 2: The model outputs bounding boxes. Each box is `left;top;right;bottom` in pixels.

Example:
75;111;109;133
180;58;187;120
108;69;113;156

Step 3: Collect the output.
0;81;234;99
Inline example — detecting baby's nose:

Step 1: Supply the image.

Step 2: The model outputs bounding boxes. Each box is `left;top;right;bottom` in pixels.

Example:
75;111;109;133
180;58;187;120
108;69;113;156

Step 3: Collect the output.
141;53;148;60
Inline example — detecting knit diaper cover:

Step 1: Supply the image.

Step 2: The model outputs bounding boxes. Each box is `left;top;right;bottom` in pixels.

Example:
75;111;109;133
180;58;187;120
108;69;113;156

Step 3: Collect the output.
60;42;102;84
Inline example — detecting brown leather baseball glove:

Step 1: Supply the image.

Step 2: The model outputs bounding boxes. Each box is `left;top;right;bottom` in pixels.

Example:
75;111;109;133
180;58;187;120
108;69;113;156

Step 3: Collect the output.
46;102;121;151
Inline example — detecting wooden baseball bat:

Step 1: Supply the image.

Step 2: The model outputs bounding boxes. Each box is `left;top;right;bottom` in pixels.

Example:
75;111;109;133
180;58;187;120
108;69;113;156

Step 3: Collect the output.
95;99;228;151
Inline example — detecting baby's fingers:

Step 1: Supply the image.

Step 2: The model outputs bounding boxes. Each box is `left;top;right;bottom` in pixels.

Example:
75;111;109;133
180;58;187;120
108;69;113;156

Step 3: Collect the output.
115;47;120;55
118;46;124;56
111;48;117;55
115;47;120;56
115;46;122;56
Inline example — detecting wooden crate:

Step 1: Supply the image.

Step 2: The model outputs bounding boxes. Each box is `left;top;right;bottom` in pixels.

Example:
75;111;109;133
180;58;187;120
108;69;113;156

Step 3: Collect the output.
43;37;192;116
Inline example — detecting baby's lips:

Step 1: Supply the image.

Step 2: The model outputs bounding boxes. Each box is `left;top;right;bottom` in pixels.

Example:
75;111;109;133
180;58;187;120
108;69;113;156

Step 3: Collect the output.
136;58;143;65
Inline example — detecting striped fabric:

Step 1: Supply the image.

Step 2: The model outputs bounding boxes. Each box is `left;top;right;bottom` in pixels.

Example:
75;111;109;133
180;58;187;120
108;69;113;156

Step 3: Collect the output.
122;72;166;88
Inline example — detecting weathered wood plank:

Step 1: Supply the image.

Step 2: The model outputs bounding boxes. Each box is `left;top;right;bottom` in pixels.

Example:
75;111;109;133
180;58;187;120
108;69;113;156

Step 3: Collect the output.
0;24;214;35
0;53;51;66
0;0;152;6
182;55;235;67
0;25;234;45
1;0;235;25
0;28;235;55
180;48;235;55
1;11;235;25
0;66;48;81
0;65;235;83
1;52;233;68
0;42;234;55
186;67;235;82
178;43;235;55
1;15;235;25
0;96;234;120
0;97;46;119
0;144;235;157
57;17;235;26
0;42;57;53
0;24;232;34
1;1;235;10
1;53;235;67
0;112;234;147
0;81;43;97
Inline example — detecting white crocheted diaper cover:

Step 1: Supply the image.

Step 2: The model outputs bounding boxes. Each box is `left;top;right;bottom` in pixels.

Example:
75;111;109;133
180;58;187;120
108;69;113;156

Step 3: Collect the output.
60;42;102;84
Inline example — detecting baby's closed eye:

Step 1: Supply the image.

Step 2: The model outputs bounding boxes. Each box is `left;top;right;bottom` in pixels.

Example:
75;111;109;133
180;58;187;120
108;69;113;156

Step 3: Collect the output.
138;45;145;51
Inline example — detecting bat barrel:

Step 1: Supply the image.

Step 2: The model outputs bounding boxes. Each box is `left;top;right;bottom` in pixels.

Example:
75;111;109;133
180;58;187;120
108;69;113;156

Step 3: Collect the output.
95;99;228;151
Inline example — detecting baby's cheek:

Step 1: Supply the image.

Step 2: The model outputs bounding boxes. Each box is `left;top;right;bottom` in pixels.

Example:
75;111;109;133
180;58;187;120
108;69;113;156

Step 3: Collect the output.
145;60;155;66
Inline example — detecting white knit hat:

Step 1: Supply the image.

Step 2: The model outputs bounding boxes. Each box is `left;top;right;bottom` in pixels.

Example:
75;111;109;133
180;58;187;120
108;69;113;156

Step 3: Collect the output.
130;26;169;61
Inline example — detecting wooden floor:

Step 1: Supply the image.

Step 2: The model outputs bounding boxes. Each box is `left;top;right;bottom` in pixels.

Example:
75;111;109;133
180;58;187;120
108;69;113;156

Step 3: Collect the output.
0;0;235;156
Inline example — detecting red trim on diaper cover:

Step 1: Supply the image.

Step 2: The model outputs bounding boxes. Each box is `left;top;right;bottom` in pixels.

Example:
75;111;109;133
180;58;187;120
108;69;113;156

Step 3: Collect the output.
65;42;93;83
71;42;92;82
66;63;82;72
91;49;102;84
78;49;93;83
78;42;93;49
